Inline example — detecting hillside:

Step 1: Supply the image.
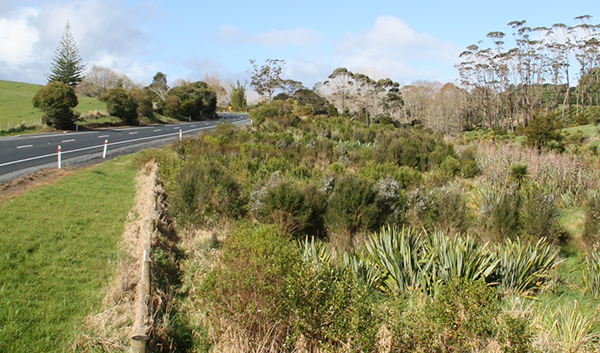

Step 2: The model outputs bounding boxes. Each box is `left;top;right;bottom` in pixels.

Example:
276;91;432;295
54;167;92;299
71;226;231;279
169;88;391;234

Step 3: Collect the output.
0;80;107;129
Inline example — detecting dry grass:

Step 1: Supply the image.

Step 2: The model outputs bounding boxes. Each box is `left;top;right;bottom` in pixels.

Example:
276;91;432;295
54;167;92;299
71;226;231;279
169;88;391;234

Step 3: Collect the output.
73;162;166;352
476;141;600;200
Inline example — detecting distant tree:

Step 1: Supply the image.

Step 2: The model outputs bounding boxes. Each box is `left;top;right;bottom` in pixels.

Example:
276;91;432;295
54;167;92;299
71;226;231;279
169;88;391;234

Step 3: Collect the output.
166;81;217;120
204;72;229;107
248;59;285;101
147;72;169;102
229;80;247;111
280;79;304;95
47;21;86;87
77;66;135;97
32;82;79;130
101;87;138;124
292;89;330;115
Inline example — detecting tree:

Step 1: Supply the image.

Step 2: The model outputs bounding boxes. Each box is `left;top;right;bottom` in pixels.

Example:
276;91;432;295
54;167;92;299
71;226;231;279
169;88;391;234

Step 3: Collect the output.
77;66;135;97
229;80;247;111
147;72;169;102
47;21;86;87
204;72;229;107
101;87;138;124
32;82;79;130
165;81;217;120
248;59;285;101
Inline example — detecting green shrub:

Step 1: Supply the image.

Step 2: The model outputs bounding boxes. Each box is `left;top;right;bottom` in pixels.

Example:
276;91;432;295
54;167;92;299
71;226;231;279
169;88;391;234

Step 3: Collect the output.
170;160;243;226
251;179;312;235
459;147;480;178
101;87;138;124
286;262;377;351
32;81;78;129
521;187;561;242
325;176;381;249
478;187;522;241
389;279;524;352
435;185;470;234
199;224;298;351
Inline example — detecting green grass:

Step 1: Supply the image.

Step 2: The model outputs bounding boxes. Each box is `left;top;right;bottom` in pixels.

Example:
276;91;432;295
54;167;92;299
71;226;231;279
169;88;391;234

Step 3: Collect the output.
0;156;138;352
0;80;107;129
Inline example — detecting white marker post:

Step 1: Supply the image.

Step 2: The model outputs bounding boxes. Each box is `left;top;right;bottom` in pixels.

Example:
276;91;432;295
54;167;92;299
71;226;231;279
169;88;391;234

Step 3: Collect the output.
179;129;182;141
58;145;62;169
102;140;108;158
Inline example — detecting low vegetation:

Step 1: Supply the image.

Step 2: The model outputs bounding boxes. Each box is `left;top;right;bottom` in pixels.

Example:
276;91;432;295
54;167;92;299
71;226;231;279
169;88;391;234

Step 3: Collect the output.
128;105;600;352
0;157;137;352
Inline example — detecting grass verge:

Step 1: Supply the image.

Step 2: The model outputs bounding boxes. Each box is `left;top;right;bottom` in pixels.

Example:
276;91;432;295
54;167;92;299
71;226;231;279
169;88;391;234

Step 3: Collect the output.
0;156;137;352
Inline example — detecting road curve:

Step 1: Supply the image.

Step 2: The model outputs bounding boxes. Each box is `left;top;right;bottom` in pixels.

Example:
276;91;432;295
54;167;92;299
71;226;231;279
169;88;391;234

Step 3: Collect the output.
0;113;250;183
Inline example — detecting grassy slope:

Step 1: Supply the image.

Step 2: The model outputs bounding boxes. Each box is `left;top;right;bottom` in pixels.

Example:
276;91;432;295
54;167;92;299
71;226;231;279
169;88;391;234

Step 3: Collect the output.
0;156;137;352
0;80;107;126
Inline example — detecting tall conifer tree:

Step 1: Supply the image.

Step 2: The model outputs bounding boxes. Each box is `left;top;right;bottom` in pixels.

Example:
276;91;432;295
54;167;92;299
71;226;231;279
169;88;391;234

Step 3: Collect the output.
47;21;86;87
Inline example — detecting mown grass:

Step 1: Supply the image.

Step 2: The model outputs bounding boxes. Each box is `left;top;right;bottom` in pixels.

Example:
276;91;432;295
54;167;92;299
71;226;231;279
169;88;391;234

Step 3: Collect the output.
0;80;107;128
0;156;138;352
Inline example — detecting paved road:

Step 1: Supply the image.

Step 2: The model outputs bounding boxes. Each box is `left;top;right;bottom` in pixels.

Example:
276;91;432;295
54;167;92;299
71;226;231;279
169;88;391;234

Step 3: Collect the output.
0;113;250;183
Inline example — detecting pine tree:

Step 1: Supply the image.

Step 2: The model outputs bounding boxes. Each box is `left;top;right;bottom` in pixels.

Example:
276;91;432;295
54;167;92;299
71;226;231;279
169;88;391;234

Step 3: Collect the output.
47;21;86;87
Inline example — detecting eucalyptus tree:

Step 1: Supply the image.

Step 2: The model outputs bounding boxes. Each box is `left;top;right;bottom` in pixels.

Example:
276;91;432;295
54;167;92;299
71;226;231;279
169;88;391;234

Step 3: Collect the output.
248;59;285;101
323;68;354;113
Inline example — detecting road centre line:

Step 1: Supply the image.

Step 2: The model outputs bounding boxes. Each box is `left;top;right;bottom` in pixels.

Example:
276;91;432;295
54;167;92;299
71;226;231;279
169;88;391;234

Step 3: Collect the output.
153;129;161;132
129;132;138;135
16;145;33;149
98;135;109;138
62;139;75;142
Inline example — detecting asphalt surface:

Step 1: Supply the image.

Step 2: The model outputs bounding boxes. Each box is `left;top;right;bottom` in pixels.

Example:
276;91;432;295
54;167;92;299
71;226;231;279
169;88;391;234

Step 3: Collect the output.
0;113;250;183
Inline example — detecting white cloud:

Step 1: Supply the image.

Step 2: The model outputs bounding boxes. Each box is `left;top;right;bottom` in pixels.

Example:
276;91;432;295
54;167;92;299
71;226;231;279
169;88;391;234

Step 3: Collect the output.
0;0;157;84
0;7;40;69
217;25;323;48
333;16;461;83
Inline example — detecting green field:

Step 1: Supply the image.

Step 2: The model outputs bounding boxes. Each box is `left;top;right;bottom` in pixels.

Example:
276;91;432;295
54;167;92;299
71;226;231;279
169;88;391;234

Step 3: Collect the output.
0;80;107;129
0;157;137;352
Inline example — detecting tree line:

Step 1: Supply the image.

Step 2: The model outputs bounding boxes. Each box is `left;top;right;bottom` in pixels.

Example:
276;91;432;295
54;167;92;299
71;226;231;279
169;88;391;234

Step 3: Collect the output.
456;15;600;130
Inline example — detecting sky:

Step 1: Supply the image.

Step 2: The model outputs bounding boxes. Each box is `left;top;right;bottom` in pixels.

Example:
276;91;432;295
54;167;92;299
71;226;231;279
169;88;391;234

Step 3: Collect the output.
0;0;598;91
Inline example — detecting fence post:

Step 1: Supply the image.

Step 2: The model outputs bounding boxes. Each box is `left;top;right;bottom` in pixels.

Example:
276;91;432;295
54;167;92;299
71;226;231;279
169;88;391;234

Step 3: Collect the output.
143;250;151;295
131;335;150;353
58;146;62;169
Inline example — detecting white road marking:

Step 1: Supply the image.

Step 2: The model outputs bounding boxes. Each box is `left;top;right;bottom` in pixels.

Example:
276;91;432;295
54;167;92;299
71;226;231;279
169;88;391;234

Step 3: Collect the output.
153;129;161;132
17;145;33;149
98;135;109;138
62;139;75;143
191;125;196;127
129;132;138;135
173;127;180;130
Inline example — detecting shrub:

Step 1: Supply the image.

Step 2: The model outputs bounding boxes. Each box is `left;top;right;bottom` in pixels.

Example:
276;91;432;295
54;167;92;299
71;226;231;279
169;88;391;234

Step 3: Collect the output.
199;224;298;351
435;185;470;235
325;176;380;249
286;262;377;351
130;87;153;118
521;187;561;242
524;111;563;150
251;179;312;235
389;279;528;352
478;186;522;241
32;81;78;129
170;160;243;226
101;87;138;124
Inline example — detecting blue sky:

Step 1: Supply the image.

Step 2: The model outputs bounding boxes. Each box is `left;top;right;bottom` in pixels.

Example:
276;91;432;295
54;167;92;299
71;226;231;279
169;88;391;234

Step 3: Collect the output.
0;0;598;90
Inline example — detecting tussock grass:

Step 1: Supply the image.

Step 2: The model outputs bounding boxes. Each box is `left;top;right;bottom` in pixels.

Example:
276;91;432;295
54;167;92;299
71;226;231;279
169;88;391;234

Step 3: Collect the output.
0;156;137;352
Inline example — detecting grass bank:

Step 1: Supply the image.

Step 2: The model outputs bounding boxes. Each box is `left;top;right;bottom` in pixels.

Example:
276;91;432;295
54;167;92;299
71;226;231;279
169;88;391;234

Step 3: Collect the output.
0;156;137;352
